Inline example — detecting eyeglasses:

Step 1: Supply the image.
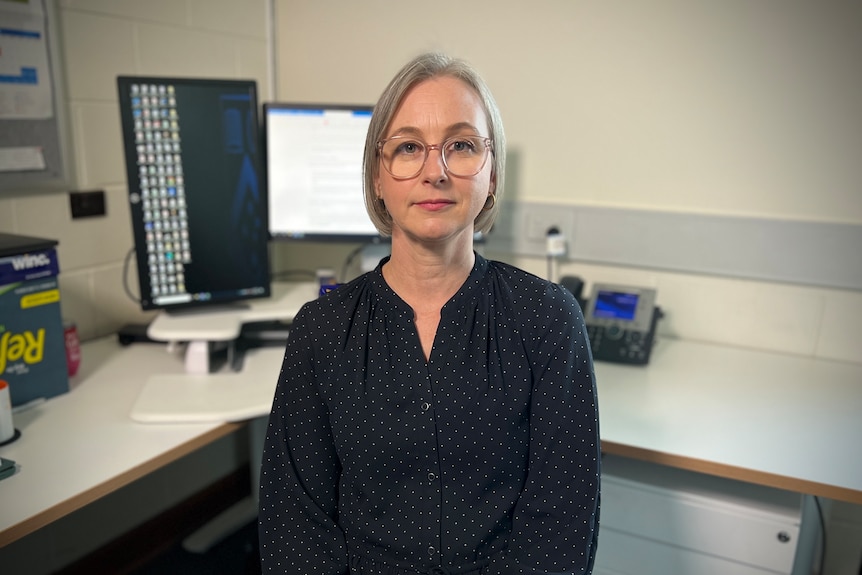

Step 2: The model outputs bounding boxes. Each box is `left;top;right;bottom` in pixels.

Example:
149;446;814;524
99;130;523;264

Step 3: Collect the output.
377;135;493;179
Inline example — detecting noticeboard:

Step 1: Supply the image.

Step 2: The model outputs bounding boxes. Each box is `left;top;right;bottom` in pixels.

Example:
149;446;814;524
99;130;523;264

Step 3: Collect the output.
0;0;71;194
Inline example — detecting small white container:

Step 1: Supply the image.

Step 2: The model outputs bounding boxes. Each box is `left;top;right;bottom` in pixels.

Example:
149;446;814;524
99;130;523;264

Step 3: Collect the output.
0;380;14;443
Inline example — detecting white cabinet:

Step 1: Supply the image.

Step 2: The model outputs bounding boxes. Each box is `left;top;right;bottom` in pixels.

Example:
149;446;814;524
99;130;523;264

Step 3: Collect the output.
594;455;818;575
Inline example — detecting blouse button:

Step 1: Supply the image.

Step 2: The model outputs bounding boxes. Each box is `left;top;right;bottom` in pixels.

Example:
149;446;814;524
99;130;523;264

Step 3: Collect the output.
428;472;436;482
421;402;431;411
428;545;436;556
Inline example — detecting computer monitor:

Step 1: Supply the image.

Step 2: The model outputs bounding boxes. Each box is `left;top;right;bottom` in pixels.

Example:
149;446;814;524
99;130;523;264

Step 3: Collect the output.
117;76;270;312
264;102;379;242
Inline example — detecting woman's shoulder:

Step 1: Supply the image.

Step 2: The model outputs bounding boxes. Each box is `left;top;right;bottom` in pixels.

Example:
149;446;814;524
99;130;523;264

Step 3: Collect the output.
485;259;574;302
483;259;583;327
294;272;376;325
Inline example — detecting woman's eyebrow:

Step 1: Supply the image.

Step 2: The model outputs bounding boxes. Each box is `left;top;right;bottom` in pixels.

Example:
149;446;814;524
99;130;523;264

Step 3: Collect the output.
388;126;424;138
388;122;481;139
444;122;481;136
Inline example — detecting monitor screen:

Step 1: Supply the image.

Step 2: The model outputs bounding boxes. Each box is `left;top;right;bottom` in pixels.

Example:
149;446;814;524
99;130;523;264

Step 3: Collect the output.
264;103;378;241
593;290;639;321
117;76;270;312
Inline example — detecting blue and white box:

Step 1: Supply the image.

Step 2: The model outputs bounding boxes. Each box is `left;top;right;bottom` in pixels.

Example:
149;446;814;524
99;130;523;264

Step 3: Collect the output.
0;233;69;406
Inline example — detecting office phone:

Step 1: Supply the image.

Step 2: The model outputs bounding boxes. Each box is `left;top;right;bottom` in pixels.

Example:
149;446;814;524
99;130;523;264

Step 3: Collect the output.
582;282;662;365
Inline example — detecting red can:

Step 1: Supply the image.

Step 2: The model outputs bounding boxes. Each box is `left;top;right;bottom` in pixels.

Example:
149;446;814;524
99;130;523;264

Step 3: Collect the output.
64;321;81;377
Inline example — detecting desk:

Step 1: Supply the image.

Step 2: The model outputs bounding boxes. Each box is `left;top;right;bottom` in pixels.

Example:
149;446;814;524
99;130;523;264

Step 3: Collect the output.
596;339;862;505
2;282;861;549
0;338;247;546
142;282;862;505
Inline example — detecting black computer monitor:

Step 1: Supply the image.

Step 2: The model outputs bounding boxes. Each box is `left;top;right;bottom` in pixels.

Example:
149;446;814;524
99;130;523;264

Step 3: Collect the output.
264;102;379;242
117;76;271;312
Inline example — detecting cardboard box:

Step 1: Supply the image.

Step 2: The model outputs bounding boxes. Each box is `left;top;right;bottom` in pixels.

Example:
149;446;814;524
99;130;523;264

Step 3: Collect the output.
0;233;69;407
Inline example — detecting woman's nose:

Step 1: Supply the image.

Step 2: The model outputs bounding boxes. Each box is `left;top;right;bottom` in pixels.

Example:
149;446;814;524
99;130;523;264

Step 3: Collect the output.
422;146;448;183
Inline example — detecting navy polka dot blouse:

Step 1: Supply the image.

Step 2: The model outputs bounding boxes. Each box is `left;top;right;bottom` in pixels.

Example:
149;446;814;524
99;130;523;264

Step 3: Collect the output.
259;254;601;575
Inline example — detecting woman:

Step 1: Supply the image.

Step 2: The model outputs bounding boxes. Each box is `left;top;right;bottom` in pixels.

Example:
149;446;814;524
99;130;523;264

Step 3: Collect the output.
259;52;601;575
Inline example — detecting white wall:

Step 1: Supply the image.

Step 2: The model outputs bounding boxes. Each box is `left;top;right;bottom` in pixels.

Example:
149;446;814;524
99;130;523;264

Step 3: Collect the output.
274;0;862;223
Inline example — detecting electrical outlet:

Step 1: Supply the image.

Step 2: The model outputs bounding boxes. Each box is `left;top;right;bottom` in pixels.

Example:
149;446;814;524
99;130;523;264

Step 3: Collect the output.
69;190;106;219
487;201;577;258
524;203;576;256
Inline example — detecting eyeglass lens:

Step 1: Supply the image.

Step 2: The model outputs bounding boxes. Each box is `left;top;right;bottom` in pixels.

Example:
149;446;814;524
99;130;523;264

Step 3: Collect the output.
381;136;489;178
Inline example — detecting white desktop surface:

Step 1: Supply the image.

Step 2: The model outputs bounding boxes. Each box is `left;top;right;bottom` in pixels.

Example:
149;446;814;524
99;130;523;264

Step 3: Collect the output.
130;333;862;503
0;338;244;545
596;339;862;504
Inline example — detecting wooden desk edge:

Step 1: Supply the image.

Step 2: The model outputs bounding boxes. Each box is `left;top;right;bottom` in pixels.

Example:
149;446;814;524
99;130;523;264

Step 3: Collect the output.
0;422;243;547
601;441;862;506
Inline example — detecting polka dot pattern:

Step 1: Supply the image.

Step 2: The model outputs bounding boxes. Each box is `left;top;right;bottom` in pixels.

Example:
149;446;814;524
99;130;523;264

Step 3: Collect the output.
259;254;601;574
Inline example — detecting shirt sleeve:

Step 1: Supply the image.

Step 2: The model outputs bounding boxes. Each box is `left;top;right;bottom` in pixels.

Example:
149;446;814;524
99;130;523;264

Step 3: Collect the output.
258;305;349;575
488;284;601;575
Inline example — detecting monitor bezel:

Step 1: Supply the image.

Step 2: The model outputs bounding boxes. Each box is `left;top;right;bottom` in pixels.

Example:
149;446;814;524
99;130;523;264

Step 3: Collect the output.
117;75;272;313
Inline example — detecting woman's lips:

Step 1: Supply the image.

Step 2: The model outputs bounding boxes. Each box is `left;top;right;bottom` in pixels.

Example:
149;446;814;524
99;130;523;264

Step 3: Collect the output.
416;200;454;211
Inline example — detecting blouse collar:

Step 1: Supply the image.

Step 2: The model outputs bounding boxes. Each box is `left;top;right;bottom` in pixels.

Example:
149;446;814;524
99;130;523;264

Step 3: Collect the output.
370;252;489;314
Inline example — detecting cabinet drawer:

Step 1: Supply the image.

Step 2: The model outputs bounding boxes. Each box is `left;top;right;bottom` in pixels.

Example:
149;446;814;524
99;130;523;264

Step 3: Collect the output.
595;527;790;575
599;455;803;573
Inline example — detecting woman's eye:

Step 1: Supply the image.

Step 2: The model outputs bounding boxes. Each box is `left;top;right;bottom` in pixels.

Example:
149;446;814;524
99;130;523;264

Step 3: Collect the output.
395;141;422;155
448;139;476;153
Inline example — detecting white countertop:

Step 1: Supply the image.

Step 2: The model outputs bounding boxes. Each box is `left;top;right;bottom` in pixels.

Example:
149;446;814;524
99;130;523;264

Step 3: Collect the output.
0;338;243;545
596;337;862;502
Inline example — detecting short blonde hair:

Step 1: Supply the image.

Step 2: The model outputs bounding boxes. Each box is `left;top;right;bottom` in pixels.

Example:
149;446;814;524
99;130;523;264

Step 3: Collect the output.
363;52;506;236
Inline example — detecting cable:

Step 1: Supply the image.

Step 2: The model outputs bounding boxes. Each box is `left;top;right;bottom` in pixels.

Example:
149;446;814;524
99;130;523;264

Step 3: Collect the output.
122;247;141;305
814;495;826;575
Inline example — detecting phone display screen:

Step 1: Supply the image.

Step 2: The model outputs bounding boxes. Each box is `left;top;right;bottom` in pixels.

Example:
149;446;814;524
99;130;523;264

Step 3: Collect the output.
593;290;639;321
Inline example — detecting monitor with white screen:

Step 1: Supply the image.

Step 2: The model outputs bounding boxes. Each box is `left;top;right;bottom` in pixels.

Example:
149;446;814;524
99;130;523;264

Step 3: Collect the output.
264;103;379;241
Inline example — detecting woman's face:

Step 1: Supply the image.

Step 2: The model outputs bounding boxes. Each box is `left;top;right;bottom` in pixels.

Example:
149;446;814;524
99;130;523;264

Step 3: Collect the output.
375;76;494;247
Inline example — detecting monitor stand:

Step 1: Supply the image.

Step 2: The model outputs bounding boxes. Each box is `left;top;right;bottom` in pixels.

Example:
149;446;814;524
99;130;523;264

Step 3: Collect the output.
150;307;247;374
183;339;232;374
146;282;317;374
